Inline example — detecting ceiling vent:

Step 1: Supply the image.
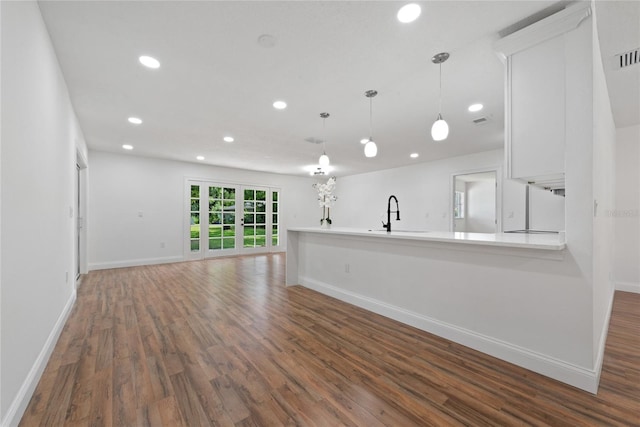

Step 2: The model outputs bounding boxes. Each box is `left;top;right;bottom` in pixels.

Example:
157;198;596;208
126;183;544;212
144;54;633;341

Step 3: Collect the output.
304;137;323;145
617;48;640;69
472;116;490;125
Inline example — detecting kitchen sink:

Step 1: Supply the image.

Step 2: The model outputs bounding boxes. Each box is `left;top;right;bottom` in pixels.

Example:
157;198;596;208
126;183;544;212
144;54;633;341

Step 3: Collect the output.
369;229;429;233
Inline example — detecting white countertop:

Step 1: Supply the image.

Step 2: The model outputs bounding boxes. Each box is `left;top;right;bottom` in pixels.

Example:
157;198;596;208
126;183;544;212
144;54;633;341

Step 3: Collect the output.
288;227;566;250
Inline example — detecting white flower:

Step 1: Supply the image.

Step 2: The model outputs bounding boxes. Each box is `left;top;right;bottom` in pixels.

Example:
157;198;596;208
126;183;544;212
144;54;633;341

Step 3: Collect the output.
313;176;337;209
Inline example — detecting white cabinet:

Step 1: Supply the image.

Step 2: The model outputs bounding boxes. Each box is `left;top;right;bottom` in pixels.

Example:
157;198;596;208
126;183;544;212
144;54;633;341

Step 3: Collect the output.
495;2;592;189
510;35;565;183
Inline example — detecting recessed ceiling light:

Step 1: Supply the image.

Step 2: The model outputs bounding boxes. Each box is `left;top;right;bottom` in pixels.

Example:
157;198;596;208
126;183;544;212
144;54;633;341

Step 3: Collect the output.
468;103;484;112
139;55;160;69
196;156;205;161
410;153;419;158
122;144;133;150
397;3;421;23
128;117;142;125
223;136;234;143
360;138;369;145
273;100;287;110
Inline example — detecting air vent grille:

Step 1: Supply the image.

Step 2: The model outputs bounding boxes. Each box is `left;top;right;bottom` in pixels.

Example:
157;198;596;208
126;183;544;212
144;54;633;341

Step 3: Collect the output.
617;48;639;69
472;116;490;125
304;137;323;145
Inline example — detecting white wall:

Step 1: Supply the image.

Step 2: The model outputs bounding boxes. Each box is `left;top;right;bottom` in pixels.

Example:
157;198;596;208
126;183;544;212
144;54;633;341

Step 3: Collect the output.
529;185;565;231
591;3;617;370
465;180;496;232
614;124;640;292
1;2;88;425
88;151;318;269
334;149;567;235
502;178;527;231
333;150;505;232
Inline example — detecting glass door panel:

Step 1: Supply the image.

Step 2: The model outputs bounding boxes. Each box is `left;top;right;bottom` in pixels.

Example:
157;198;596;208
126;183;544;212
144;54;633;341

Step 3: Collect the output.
272;190;279;246
187;181;280;258
207;185;237;256
190;185;201;252
242;186;269;252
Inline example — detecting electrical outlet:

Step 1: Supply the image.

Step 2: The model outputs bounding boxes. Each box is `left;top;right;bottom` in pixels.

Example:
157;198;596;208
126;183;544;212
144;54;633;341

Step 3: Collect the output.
138;211;143;218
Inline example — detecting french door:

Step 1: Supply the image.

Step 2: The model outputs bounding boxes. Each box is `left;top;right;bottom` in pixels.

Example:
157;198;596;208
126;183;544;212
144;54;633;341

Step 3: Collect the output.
186;180;280;259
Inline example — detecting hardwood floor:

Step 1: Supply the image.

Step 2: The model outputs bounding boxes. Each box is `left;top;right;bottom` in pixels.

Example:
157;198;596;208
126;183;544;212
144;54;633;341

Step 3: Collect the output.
20;254;640;426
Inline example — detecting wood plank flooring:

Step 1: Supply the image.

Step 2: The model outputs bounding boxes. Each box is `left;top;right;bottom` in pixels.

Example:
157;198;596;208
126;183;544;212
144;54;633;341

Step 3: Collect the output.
19;254;640;426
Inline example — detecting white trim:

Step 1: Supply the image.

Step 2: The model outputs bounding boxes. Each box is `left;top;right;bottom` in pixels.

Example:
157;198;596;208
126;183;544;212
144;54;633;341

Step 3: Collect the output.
184;175;278;191
299;276;600;394
89;255;184;271
615;281;640;294
1;292;77;427
592;287;616;390
494;2;592;59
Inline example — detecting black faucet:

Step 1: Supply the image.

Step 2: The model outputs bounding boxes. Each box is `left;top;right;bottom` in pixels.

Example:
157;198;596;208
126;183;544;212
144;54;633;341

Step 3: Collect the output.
382;195;400;232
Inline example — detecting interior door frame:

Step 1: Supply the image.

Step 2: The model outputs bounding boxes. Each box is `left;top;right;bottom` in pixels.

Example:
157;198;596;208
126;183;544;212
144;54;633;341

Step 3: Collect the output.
450;166;502;233
75;148;88;282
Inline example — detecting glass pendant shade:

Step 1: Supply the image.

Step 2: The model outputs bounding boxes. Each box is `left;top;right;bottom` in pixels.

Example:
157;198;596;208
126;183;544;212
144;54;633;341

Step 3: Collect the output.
319;153;330;167
431;114;449;141
364;140;378;157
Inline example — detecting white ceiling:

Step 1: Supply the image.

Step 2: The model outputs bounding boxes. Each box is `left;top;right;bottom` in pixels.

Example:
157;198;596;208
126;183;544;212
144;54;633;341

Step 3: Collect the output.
38;1;639;177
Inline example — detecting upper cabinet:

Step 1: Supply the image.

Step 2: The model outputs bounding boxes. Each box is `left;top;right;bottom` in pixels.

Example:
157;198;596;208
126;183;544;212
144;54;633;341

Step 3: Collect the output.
494;3;592;190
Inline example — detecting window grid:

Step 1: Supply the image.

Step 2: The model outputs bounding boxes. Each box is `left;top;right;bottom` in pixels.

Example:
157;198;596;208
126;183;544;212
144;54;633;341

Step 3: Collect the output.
208;186;236;250
272;191;279;246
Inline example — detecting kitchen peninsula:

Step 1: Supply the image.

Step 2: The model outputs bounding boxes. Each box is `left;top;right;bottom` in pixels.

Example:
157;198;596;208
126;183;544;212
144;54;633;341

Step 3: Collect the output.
285;227;599;392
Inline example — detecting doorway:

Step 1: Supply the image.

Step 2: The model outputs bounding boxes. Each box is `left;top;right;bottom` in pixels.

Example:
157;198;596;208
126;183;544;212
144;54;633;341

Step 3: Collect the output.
75;149;88;282
76;164;81;279
186;180;281;259
452;171;498;233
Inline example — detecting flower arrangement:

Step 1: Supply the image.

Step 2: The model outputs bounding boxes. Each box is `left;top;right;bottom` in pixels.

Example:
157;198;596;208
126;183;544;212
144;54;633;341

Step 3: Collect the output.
313;176;337;227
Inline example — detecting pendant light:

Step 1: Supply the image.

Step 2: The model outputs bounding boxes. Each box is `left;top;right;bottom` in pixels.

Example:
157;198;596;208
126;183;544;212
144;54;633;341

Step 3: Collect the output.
364;90;378;158
318;112;330;167
431;52;450;142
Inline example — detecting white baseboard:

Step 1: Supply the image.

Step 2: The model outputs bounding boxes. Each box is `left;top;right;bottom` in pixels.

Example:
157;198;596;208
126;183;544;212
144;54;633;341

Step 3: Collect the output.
1;291;77;427
615;281;640;294
300;277;600;394
592;286;616;392
89;255;183;271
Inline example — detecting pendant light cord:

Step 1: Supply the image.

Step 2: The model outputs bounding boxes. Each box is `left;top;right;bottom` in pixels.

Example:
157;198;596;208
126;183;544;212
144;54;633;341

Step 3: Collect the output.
369;97;373;139
438;62;442;115
322;116;327;154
